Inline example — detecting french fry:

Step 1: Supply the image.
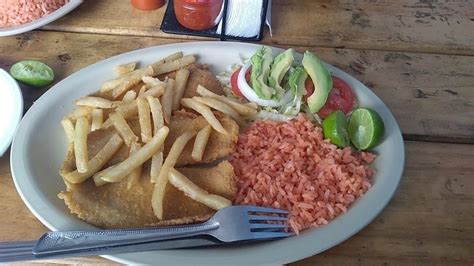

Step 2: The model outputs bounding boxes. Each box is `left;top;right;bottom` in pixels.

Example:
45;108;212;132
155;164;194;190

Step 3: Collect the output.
138;85;147;98
102;101;138;128
168;168;232;210
93;165;112;186
100;79;122;93
101;72;133;92
142;76;166;98
95;126;169;183
122;90;137;102
61;118;75;143
152;131;196;219
181;98;227;135
91;109;103;131
196;85;257;116
142;84;165;98
62;134;123;184
172;68;190;111
147;96;165;183
109;55;183;90
109;112;138;146
75;96;116;109
142;76;164;88
137;97;152;143
116;100;138;116
146;96;164;135
150;152;163;183
74;117;90;173
161;78;175;124
114;62;136;76
101;66;153;94
150;59;165;74
191;125;212;161
126;142;142;189
163;52;183;62
193;96;246;127
66;106;93;121
152;55;196;75
111;66;154;99
102;118;113;128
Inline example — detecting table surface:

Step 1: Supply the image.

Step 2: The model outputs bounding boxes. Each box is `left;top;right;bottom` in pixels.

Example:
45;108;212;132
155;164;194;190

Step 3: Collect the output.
1;1;473;265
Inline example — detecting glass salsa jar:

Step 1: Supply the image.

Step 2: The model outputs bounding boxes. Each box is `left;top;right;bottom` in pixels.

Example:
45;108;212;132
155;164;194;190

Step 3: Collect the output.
174;0;223;31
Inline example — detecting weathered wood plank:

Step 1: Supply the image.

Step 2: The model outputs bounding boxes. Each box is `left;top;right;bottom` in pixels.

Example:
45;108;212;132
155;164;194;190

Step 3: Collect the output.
1;141;472;265
0;32;472;141
41;0;474;55
268;0;474;55
0;149;47;242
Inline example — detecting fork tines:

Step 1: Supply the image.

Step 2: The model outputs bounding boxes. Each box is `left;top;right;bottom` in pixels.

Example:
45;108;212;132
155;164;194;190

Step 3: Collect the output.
241;206;293;237
246;206;289;214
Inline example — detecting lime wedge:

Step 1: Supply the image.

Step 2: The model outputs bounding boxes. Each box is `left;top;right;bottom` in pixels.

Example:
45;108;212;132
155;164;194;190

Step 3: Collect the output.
348;108;385;150
10;60;54;87
322;110;350;148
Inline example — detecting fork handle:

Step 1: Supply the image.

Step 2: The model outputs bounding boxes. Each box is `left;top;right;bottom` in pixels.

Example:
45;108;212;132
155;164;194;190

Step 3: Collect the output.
0;237;222;262
34;221;219;255
0;241;37;262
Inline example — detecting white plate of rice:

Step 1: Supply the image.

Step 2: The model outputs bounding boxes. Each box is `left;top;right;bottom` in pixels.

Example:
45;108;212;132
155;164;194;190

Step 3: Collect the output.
10;42;405;265
0;0;83;37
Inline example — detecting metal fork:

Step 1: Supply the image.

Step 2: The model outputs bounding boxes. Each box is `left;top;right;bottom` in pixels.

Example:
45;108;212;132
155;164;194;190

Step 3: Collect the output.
0;205;292;262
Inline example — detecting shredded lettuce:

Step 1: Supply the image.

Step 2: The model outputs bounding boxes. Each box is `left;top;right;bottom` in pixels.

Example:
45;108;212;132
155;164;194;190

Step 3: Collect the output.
250;110;296;122
216;56;250;89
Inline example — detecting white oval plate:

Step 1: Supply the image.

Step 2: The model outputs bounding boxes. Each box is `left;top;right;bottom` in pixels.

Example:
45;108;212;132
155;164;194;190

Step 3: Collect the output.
10;42;404;265
0;69;23;156
0;0;82;37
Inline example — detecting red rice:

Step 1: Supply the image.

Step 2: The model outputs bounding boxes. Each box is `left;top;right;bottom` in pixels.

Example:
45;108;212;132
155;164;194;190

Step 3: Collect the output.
0;0;68;28
231;114;376;234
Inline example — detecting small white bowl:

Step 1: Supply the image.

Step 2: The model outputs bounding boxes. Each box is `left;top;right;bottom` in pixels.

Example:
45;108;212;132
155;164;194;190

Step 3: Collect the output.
0;0;83;37
0;69;23;156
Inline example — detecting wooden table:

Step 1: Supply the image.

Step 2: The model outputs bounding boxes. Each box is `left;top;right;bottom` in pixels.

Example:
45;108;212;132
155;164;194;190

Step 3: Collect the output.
0;1;473;265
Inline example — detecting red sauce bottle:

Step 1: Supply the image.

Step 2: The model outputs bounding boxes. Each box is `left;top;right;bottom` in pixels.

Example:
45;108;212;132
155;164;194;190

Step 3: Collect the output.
174;0;223;31
131;0;165;11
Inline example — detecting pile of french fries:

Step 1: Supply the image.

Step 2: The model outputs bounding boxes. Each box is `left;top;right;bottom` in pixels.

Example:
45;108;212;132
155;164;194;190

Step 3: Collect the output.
59;52;258;221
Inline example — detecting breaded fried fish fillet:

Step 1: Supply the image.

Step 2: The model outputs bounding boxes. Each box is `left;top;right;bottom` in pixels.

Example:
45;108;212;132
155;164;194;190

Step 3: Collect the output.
59;155;236;228
159;162;237;221
58;111;238;228
182;68;224;98
161;64;224;98
165;111;239;166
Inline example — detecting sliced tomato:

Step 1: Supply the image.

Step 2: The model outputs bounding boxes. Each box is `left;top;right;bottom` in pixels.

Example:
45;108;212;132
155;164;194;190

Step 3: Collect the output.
230;67;251;97
318;76;356;118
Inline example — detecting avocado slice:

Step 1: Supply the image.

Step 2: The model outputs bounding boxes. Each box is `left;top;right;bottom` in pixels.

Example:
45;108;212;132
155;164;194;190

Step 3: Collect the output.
302;51;333;113
268;48;294;96
280;65;308;115
251;46;274;99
